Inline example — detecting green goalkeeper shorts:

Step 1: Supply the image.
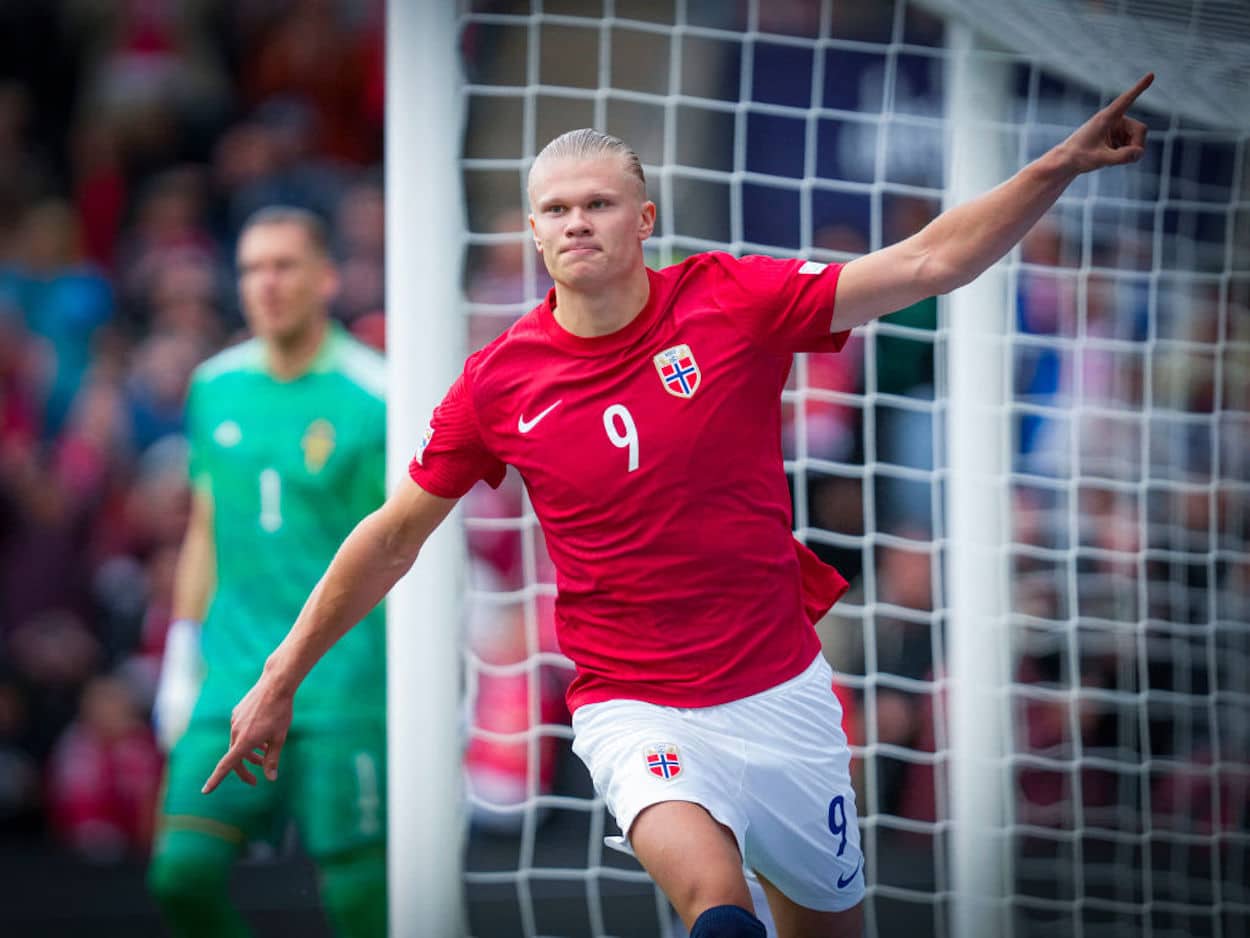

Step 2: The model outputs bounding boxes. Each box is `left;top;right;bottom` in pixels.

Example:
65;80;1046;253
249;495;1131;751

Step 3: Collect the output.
156;721;387;859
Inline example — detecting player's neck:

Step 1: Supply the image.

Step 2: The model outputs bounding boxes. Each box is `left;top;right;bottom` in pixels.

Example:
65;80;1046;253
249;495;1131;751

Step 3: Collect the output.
551;267;650;338
266;317;329;381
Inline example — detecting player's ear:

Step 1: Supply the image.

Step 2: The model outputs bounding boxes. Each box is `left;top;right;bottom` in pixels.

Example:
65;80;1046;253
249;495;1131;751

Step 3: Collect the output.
638;201;656;240
528;213;543;253
320;258;340;304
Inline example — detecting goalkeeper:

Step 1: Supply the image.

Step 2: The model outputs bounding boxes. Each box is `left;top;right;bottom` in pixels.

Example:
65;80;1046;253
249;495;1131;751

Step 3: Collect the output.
148;207;388;938
205;77;1152;938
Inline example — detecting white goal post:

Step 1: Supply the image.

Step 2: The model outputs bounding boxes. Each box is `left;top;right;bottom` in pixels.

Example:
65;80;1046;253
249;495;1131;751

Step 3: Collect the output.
387;2;1250;936
386;2;466;936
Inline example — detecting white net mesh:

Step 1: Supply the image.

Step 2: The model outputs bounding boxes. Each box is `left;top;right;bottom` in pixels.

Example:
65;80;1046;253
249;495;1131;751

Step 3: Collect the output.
453;1;1250;936
918;0;1250;132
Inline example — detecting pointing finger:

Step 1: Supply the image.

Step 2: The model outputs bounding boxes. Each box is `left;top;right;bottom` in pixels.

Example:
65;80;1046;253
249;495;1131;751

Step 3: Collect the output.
1108;73;1154;117
203;751;239;794
202;736;262;793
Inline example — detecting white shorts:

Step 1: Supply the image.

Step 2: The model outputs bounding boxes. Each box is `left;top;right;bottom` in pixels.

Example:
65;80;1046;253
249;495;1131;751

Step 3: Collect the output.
571;654;864;913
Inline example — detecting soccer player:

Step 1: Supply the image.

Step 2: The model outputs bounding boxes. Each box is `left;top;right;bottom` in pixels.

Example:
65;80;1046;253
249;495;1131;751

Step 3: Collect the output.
203;76;1153;938
148;207;388;938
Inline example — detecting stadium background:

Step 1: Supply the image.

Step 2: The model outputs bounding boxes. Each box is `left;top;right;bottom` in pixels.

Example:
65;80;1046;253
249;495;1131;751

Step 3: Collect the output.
0;1;1246;936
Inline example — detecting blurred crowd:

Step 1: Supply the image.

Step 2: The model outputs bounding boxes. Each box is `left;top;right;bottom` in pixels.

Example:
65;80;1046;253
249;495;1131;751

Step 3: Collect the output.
0;0;385;861
810;215;1250;855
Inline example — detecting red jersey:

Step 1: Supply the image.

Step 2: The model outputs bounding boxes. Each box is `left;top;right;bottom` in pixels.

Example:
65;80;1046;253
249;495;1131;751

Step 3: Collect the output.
411;252;851;710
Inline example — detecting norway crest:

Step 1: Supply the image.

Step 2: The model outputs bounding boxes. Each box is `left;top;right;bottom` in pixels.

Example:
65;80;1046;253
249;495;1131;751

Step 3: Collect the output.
643;743;682;780
653;344;701;399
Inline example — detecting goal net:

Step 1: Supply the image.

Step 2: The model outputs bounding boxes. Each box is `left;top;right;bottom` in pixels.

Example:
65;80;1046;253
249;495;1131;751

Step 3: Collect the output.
442;1;1250;935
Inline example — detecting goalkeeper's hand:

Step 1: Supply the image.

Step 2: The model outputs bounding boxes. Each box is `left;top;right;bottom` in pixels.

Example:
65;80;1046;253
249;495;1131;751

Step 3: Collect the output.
154;619;205;752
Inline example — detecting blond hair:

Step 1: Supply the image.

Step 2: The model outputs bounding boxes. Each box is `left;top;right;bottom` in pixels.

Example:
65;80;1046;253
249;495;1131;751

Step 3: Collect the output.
528;129;647;200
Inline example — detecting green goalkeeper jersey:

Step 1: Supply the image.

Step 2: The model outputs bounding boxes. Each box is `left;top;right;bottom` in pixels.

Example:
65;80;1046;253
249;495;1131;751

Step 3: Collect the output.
187;325;387;729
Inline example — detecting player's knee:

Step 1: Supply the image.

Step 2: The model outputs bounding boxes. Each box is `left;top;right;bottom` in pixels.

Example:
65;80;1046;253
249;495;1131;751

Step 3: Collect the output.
317;845;387;938
147;847;230;910
689;904;767;938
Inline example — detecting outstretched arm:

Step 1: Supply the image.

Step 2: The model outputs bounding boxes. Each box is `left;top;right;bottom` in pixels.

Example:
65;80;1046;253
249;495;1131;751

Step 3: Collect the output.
831;73;1153;332
202;480;458;792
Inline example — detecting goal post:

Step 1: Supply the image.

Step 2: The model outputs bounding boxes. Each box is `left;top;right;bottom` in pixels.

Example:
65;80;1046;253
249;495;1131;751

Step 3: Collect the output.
386;2;1250;936
943;23;1015;938
385;1;466;935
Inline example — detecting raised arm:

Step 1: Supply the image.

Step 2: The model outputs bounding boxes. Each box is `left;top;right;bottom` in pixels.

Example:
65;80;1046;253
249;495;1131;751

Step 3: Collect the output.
831;73;1153;332
202;480;458;792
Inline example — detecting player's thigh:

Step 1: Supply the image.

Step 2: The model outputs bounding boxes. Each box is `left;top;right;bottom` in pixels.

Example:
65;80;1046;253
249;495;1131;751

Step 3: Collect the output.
630;800;752;928
571;697;750;854
572;699;755;925
756;871;863;938
151;725;282;879
286;723;387;858
738;657;864;913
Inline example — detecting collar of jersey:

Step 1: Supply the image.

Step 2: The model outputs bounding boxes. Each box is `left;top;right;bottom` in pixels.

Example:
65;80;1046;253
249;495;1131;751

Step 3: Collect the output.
263;322;345;381
536;268;663;356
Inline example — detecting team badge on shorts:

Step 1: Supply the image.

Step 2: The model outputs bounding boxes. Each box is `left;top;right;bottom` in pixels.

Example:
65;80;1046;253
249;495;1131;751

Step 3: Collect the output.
644;743;682;780
653;344;701;399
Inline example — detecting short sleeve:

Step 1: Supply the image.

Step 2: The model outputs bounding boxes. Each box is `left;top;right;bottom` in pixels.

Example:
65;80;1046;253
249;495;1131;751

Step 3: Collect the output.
409;371;506;498
711;253;850;354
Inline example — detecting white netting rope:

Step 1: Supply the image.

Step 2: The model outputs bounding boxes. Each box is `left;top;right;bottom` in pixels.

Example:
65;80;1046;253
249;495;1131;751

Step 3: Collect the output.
918;0;1250;132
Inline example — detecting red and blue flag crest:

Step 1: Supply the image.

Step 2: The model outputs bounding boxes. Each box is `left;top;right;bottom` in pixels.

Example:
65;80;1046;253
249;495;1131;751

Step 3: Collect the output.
653;344;701;399
415;424;434;465
643;743;682;780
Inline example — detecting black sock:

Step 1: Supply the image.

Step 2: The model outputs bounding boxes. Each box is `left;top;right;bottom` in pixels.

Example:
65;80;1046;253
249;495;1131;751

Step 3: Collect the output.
689;904;767;938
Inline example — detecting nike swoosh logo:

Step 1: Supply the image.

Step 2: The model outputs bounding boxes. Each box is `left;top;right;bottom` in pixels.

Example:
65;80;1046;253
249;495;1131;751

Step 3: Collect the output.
518;400;562;433
836;857;862;889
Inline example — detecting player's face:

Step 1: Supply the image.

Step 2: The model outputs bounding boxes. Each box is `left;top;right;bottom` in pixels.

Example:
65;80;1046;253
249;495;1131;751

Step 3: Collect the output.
236;222;337;345
528;155;655;290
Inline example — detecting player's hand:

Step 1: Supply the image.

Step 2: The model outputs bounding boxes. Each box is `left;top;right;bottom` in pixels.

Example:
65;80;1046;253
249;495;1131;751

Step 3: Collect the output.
1058;73;1152;174
201;675;294;793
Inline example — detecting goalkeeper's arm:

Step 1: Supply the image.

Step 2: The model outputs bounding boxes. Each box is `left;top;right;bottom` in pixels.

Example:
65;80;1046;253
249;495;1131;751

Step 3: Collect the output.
154;489;215;751
202;481;458;792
